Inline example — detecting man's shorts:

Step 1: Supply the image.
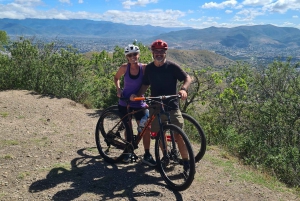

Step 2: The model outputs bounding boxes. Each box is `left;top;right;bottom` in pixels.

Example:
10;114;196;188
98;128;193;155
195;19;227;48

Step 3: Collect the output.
149;106;184;132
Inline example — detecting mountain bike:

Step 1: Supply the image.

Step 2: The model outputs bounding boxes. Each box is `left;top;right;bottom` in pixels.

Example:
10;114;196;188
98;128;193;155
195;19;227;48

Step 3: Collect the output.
98;99;206;163
95;95;196;191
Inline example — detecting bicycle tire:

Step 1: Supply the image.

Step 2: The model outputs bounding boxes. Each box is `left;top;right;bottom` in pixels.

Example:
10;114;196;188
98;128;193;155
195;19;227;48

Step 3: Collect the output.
100;105;206;163
154;124;195;191
182;113;206;162
95;109;128;163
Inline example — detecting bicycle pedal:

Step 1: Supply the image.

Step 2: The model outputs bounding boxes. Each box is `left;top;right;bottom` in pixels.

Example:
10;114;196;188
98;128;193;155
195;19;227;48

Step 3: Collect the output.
130;153;139;162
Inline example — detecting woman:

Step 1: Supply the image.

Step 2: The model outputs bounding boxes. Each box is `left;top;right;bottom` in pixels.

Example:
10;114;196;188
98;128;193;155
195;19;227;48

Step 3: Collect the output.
113;44;156;166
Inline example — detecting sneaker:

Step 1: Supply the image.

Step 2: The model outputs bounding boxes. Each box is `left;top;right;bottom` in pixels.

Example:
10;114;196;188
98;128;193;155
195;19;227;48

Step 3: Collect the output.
122;153;132;163
142;154;157;166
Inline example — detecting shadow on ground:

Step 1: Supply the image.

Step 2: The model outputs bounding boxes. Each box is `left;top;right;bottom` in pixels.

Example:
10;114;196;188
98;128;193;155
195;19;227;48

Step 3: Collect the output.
29;148;184;200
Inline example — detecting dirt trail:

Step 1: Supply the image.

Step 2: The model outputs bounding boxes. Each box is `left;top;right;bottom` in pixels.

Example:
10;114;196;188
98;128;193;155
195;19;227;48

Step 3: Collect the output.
0;90;299;201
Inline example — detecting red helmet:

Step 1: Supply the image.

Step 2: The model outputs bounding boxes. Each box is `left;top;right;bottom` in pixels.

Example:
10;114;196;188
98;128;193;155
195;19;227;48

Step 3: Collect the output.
151;39;168;50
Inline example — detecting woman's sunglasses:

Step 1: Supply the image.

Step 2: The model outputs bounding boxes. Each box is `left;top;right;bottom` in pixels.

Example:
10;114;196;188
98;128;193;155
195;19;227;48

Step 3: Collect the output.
127;53;138;57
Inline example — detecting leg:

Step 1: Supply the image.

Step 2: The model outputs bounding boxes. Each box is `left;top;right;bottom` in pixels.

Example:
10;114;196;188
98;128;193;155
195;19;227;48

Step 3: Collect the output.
135;109;156;166
169;110;189;160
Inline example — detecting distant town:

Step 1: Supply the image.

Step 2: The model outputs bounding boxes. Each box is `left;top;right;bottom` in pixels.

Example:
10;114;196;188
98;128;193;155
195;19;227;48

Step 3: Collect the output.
9;34;300;66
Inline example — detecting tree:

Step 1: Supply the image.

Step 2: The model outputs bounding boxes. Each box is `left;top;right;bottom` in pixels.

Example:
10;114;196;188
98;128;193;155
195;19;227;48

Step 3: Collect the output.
0;30;9;51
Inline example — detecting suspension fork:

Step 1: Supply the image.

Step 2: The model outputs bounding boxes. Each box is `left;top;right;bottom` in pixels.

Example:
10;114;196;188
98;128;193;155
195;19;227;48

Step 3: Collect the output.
165;111;177;150
157;113;169;157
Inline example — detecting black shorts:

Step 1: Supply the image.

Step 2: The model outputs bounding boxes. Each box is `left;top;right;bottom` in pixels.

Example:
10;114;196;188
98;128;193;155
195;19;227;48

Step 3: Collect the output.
118;105;146;121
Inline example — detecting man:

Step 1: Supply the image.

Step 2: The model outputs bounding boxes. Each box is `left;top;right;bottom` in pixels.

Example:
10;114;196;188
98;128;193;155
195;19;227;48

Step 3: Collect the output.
130;39;192;171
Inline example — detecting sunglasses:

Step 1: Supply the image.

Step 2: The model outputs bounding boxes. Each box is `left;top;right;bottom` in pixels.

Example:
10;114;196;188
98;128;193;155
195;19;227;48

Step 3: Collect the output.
127;53;138;57
153;50;166;54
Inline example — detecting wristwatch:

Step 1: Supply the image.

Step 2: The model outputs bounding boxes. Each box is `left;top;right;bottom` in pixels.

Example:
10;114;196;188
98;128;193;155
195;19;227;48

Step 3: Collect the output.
180;87;188;92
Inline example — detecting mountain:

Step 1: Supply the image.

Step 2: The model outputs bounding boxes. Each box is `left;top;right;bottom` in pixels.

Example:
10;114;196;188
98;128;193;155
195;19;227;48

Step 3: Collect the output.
2;19;299;50
1;19;299;64
0;18;190;39
147;24;300;49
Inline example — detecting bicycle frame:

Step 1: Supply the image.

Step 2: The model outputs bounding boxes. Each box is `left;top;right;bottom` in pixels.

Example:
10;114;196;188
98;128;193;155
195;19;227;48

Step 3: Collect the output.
115;95;179;157
96;94;197;191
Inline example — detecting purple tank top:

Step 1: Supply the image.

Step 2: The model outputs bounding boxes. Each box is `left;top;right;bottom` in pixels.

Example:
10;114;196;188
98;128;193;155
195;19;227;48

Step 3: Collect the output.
118;63;146;108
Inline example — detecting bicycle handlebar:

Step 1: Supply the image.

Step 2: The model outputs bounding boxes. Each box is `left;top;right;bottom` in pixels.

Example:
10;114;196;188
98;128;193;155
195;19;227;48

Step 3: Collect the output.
133;94;180;101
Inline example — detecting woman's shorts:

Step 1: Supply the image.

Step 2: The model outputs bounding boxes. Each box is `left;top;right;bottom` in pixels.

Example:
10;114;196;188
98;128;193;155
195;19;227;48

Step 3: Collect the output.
118;105;146;121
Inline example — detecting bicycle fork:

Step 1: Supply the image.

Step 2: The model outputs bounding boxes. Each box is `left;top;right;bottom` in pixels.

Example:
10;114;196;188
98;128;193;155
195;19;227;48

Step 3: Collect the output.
158;112;181;165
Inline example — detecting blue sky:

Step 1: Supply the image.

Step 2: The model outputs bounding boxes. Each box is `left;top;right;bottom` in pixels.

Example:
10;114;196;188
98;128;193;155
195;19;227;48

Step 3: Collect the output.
0;0;299;29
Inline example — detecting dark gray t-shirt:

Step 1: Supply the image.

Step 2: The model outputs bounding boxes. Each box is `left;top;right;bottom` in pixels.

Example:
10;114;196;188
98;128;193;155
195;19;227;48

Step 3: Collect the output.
143;60;187;109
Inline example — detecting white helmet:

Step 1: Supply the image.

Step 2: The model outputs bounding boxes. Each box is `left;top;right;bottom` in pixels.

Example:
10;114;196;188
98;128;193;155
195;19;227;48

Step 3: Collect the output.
124;44;140;56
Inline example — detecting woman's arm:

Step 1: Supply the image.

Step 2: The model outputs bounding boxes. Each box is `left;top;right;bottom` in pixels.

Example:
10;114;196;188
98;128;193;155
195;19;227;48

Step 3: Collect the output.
114;63;127;97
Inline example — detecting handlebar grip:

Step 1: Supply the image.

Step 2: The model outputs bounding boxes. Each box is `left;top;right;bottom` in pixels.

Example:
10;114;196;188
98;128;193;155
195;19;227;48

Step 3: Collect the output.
134;97;145;101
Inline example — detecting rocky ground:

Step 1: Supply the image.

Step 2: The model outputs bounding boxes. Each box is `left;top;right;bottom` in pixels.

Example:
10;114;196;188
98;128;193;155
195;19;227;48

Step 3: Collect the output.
0;90;299;201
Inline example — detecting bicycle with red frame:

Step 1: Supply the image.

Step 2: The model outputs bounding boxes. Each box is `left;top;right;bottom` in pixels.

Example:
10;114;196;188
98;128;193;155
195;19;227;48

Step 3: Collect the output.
95;95;195;191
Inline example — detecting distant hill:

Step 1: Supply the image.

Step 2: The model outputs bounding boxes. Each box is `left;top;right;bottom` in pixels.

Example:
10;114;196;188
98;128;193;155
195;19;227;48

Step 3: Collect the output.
1;19;299;63
0;18;190;39
148;24;300;49
166;49;234;70
83;49;233;70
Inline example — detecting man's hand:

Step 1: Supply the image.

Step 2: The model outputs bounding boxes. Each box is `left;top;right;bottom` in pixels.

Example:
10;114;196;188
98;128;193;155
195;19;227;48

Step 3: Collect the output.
178;90;188;100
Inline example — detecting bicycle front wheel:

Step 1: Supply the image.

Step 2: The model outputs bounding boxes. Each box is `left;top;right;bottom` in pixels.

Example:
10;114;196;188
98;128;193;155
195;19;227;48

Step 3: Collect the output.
182;113;207;162
155;124;195;191
95;109;127;163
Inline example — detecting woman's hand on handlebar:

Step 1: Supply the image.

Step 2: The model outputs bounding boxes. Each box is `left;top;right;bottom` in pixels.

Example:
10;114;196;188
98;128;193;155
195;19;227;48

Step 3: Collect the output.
130;94;137;101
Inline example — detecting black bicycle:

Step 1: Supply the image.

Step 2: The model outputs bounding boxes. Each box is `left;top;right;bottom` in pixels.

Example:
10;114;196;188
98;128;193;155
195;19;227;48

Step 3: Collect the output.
95;95;196;191
98;98;206;163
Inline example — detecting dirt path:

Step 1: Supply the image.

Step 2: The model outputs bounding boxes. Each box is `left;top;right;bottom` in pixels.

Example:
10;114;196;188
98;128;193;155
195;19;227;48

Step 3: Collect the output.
0;90;299;201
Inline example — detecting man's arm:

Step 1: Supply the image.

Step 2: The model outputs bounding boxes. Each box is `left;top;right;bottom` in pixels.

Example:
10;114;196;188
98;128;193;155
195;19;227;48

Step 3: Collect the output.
178;74;192;100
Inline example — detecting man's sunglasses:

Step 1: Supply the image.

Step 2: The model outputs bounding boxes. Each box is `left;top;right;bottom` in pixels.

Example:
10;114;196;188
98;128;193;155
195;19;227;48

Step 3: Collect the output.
127;53;138;57
153;50;166;54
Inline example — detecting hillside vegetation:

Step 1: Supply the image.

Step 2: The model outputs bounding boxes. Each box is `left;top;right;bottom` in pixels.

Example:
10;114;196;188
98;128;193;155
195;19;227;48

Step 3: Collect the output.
0;35;299;189
166;49;234;69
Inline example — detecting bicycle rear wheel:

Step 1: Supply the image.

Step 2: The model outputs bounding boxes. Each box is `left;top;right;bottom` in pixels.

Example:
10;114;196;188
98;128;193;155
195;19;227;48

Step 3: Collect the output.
182;113;206;162
155;124;195;191
95;109;128;163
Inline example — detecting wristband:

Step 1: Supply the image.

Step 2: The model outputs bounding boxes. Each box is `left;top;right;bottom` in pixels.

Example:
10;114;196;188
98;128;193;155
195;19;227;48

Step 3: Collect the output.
180;87;188;92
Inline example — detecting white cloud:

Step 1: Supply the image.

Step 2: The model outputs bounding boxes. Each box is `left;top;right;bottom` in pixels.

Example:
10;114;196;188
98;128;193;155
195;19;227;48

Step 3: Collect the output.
59;0;70;4
102;9;185;27
242;0;272;6
263;0;300;14
189;18;203;22
282;21;297;27
79;0;84;3
207;16;220;21
225;9;233;13
292;15;298;18
0;2;40;19
202;0;238;9
234;8;264;21
14;0;43;7
122;0;158;9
